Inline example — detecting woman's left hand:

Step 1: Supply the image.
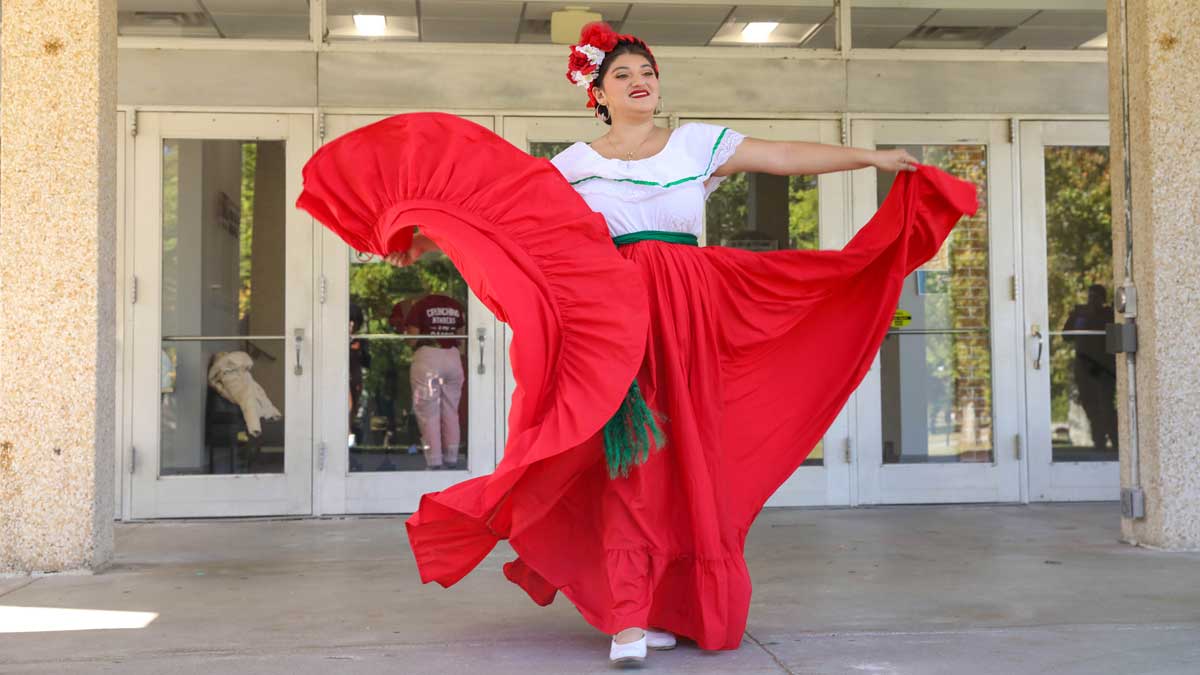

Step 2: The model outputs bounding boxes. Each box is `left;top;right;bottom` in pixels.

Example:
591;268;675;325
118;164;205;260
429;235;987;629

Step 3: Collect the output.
871;149;920;173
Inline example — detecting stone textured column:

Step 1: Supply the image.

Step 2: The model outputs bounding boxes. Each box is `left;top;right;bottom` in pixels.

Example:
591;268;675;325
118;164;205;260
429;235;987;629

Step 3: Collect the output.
0;1;118;572
1109;0;1200;550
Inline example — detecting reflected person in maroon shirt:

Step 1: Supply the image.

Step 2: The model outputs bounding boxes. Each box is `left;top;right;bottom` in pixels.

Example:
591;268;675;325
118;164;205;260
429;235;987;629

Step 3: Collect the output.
404;294;467;469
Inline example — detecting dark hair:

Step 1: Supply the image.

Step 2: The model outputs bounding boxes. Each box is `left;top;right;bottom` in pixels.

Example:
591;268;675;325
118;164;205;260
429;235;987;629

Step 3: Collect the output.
593;41;659;126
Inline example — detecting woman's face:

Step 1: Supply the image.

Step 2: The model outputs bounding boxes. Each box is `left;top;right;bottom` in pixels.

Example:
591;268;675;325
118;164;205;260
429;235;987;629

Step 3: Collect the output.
595;52;659;121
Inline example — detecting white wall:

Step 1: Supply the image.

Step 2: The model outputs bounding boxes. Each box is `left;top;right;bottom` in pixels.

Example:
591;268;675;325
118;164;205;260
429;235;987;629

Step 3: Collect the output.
117;48;1107;116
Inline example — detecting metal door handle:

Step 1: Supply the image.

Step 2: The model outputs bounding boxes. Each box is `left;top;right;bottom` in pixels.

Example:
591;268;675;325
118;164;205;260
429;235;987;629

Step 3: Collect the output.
1031;324;1044;370
476;327;486;374
294;328;305;376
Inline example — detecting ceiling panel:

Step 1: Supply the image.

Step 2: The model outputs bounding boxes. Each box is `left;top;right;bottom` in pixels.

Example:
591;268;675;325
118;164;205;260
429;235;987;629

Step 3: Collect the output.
710;21;825;46
420;1;525;21
987;26;1106;50
622;2;732;46
327;0;417;15
209;14;309;39
1026;10;1107;29
118;0;205;10
118;0;308;38
202;0;307;13
725;5;834;23
925;9;1037;27
624;3;733;23
326;14;419;40
803;22;837;49
421;18;523;43
522;2;630;21
519;2;630;43
851;8;937;27
326;1;417;41
852;26;921;49
618;21;725;46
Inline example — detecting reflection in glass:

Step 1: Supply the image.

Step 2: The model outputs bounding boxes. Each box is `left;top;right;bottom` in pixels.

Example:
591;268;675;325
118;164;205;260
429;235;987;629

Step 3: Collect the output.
349;252;470;472
1045;146;1116;462
850;4;1107;50
160;140;288;475
708;169;824;465
878;145;992;464
529;141;574;161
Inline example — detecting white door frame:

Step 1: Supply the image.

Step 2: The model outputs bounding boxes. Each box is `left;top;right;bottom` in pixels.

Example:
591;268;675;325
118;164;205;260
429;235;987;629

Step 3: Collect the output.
503;115;852;507
1019;120;1118;502
315;113;500;515
851;119;1022;505
129;112;315;518
115;110;135;520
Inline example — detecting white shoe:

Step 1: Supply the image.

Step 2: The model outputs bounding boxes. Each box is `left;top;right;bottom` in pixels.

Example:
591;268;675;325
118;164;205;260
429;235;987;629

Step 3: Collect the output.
609;630;647;667
646;628;677;650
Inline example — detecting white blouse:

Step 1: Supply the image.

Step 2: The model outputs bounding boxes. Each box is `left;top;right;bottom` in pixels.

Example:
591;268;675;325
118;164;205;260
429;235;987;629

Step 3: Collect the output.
550;123;746;239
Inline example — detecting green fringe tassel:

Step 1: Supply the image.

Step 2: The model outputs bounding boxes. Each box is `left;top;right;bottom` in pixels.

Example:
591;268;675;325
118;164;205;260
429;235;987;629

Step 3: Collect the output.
603;381;666;479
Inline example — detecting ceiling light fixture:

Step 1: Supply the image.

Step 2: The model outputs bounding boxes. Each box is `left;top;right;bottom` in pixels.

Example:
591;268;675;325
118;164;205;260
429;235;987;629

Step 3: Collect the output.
551;7;603;45
353;14;387;37
741;22;779;43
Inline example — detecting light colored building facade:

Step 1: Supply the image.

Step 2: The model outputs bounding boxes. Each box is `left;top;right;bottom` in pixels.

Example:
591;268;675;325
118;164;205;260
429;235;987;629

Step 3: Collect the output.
3;0;1197;573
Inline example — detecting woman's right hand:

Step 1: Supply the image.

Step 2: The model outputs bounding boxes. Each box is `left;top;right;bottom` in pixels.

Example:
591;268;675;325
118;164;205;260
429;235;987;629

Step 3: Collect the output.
384;234;434;267
384;250;418;267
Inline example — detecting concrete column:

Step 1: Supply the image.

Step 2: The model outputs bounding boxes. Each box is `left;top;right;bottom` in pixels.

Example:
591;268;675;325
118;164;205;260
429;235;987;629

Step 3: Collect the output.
0;1;118;572
1109;0;1200;550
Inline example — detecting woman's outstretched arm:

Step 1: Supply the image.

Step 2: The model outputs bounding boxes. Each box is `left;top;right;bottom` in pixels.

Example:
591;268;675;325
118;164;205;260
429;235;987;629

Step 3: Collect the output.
715;138;918;178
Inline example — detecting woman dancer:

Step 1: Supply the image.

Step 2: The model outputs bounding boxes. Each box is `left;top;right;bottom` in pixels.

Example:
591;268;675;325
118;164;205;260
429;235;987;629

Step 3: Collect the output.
297;22;976;667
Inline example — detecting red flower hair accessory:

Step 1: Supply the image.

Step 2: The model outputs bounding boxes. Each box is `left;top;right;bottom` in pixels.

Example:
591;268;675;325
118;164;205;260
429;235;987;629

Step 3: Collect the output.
564;22;657;109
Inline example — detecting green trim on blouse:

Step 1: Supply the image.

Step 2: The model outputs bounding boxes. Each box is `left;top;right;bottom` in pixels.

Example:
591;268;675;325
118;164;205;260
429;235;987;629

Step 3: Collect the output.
569;127;731;189
611;231;699;247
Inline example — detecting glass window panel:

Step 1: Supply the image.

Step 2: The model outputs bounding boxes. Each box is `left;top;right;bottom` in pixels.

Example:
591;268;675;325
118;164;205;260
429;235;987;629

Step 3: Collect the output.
160;140;288;475
348;252;471;472
708;169;824;465
878;145;992;464
118;0;310;40
1044;146;1116;462
851;2;1107;50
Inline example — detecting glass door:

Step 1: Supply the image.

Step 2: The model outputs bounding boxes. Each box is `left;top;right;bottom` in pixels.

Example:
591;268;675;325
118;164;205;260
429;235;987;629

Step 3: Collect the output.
130;113;314;518
316;114;499;515
1020;121;1118;501
504;115;850;507
852;119;1022;504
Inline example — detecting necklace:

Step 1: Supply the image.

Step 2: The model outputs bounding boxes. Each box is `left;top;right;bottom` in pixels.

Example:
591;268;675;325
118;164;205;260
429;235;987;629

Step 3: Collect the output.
605;127;658;162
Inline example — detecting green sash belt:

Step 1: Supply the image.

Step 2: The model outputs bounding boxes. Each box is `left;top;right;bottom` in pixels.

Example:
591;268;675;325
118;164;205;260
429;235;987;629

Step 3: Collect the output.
612;231;699;247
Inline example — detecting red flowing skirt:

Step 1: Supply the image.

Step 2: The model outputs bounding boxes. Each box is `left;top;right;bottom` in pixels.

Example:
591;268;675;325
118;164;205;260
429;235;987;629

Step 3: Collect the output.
296;113;977;651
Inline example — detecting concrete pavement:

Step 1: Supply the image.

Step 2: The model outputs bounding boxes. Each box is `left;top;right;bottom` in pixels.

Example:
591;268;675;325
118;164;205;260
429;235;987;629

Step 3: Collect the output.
2;504;1199;674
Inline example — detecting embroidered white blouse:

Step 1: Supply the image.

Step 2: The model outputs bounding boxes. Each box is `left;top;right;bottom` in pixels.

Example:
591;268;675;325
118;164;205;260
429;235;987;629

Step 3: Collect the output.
550;123;746;239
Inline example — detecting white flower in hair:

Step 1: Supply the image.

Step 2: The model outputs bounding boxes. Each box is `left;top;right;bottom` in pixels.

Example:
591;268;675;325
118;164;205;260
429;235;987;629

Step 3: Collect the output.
571;70;595;87
575;44;606;67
